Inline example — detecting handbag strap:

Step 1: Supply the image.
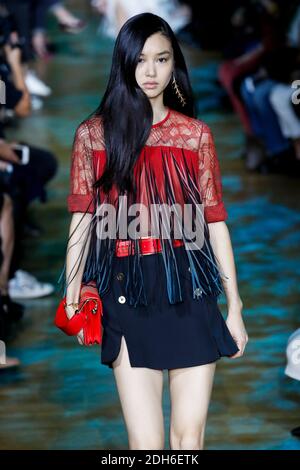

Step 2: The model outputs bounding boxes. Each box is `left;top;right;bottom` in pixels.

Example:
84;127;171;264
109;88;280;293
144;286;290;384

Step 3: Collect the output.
78;297;99;314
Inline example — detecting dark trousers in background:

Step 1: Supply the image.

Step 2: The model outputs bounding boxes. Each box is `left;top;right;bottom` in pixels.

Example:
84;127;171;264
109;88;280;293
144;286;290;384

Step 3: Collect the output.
4;0;60;61
0;143;58;279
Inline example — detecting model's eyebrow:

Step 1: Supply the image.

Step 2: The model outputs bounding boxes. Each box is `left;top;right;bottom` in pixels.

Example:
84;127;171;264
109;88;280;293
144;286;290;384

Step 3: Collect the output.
139;50;171;56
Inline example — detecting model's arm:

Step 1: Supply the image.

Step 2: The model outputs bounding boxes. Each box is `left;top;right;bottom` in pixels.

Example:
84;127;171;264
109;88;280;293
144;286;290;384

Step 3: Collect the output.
208;221;242;308
65;212;92;315
64;121;96;344
208;221;248;357
64;212;93;346
198;123;248;357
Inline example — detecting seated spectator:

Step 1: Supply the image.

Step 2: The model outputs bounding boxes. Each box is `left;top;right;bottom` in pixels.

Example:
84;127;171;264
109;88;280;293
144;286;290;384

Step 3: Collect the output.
0;1;52;101
94;0;191;40
0;191;22;370
0;31;57;299
270;84;300;161
3;0;86;62
218;0;285;138
239;45;300;173
218;0;300;174
268;40;300;162
0;191;23;317
0;131;57;299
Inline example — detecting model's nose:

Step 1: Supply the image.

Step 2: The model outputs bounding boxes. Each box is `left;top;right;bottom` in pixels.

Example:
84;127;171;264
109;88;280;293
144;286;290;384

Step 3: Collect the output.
145;62;156;77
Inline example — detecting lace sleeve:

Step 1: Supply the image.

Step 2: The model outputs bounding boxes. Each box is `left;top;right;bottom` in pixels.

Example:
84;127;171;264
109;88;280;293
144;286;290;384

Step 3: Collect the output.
67;121;95;213
198;123;228;223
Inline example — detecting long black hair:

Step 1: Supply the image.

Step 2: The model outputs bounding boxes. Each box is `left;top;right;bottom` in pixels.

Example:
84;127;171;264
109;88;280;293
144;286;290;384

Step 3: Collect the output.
91;12;196;194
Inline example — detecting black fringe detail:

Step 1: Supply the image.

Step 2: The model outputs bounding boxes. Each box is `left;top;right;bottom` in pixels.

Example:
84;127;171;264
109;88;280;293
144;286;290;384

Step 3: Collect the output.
57;147;227;307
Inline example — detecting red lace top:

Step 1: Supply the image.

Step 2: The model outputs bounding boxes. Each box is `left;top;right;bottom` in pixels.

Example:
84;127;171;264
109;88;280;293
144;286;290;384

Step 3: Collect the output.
67;107;228;224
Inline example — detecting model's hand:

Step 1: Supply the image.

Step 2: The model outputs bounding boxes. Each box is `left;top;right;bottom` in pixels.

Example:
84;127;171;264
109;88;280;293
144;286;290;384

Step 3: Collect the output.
65;305;84;345
226;308;248;358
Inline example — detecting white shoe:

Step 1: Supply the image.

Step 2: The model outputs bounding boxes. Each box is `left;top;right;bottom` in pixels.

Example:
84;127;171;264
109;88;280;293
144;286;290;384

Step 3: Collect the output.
25;70;52;97
8;269;55;299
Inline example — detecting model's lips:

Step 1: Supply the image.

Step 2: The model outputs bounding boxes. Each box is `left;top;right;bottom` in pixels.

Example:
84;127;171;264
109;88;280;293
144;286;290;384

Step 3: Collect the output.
144;82;158;88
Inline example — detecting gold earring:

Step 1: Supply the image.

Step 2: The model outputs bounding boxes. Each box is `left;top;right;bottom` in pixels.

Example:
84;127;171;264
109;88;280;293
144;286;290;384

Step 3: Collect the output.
172;75;187;107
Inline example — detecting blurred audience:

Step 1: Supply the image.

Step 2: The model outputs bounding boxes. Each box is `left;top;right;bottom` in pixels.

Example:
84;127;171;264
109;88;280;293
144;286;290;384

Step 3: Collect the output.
218;0;300;174
0;192;23;371
93;0;191;40
0;0;63;370
30;1;87;60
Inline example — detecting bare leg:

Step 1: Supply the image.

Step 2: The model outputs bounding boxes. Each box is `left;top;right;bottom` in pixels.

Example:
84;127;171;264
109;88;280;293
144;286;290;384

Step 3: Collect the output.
32;31;48;59
50;4;82;25
49;3;86;33
112;336;165;450
0;194;15;296
168;362;217;450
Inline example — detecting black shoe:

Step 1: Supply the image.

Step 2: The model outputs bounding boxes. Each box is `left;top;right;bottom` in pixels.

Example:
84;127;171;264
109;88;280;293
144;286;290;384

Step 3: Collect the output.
244;136;267;171
258;148;297;175
1;295;24;322
291;426;300;437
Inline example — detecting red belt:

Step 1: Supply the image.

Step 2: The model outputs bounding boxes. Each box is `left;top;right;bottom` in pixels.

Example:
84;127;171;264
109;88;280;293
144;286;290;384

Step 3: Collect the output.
115;238;184;257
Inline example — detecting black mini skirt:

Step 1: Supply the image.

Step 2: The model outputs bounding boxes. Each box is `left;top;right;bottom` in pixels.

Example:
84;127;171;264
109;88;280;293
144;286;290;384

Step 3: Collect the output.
100;245;239;370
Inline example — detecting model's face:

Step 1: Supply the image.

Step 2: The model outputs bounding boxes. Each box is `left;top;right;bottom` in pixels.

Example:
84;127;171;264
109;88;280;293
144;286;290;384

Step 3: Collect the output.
135;32;174;100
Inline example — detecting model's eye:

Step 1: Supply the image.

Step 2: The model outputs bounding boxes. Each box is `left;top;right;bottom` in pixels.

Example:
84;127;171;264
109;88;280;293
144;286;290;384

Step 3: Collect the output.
138;58;144;63
158;57;168;63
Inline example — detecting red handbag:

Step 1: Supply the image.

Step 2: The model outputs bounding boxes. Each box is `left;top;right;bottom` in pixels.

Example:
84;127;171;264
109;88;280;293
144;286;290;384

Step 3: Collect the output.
54;281;103;345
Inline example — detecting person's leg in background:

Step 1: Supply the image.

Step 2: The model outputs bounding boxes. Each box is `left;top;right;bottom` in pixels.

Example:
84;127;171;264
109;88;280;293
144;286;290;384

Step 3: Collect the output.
31;0;52;59
16;143;58;206
240;76;275;169
0;191;22;370
0;145;58;299
270;83;300;160
6;173;29;281
240;77;266;140
46;0;86;33
251;79;291;158
3;0;34;63
0;193;14;297
3;0;52;99
218;46;265;135
8;144;58;278
240;77;291;171
31;0;87;59
0;191;24;320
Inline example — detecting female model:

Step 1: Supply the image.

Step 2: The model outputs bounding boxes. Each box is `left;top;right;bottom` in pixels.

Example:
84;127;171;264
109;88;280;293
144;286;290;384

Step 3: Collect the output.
60;13;248;450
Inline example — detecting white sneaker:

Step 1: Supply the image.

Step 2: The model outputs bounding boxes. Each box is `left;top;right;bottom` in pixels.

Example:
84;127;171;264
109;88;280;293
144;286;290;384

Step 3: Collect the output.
8;269;55;299
25;70;52;97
